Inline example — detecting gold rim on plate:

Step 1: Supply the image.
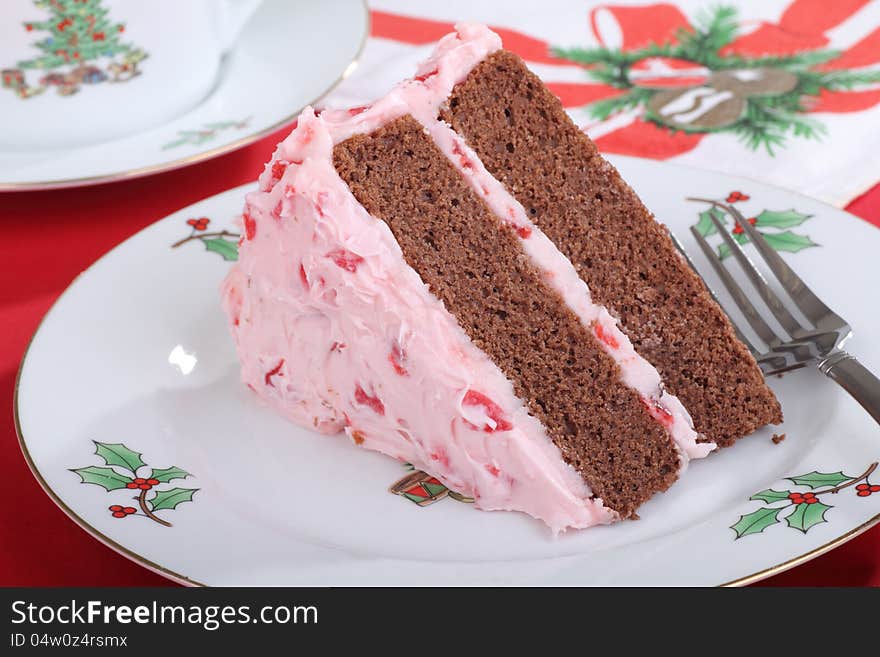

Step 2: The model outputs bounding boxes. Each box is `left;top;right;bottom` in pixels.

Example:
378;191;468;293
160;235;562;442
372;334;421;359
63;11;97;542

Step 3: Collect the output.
0;0;370;192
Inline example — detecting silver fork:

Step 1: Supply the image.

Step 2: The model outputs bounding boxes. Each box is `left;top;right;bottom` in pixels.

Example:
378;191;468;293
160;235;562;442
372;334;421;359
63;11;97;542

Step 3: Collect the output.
672;198;880;425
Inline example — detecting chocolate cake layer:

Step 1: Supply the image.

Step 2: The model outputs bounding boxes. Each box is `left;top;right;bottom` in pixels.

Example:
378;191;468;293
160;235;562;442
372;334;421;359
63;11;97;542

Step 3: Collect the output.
441;50;782;447
334;115;679;517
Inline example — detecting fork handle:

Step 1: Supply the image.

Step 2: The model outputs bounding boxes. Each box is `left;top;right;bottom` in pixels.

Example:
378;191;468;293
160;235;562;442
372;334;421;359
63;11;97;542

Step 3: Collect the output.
818;351;880;426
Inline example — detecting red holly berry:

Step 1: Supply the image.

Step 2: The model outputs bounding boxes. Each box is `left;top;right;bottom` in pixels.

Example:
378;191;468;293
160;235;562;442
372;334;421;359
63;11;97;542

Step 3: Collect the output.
93;31;105;41
123;507;137;515
858;490;871;497
147;479;159;486
788;492;804;502
856;483;870;491
112;511;126;518
133;478;146;484
126;482;138;489
726;191;750;203
25;24;33;31
118;25;124;33
138;483;151;490
871;485;880;492
732;217;757;235
186;217;210;231
109;505;123;512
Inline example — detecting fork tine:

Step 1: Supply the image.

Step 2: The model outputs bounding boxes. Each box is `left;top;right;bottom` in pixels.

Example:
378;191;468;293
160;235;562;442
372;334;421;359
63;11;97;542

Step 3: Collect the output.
669;229;760;355
707;211;805;337
722;202;838;329
689;225;784;349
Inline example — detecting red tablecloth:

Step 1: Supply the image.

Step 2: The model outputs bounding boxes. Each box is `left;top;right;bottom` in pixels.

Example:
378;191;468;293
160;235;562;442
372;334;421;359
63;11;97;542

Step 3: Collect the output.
2;127;879;587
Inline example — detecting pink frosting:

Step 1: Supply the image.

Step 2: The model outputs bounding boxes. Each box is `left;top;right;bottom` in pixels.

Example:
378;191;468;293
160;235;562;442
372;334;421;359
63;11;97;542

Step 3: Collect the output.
221;23;711;533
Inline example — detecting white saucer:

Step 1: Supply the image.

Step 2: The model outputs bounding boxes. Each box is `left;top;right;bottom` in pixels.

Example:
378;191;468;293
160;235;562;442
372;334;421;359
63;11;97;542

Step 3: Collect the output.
15;157;880;585
0;0;368;191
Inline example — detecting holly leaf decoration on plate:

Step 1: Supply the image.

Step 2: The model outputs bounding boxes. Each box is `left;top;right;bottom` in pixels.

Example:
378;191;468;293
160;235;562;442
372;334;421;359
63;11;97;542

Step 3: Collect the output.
786;471;852;489
755;209;812;229
749;489;792;504
694;206;726;237
149;466;191;483
760;230;818;254
93;441;145;474
785;502;832;533
717;231;749;259
203;238;238;261
719;230;816;259
148;487;199;512
731;506;782;539
70;466;132;491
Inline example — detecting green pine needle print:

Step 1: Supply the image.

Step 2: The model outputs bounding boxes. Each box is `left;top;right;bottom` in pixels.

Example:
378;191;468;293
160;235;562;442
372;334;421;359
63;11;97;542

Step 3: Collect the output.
675;5;738;63
551;4;880;153
587;88;655;120
161;118;251;151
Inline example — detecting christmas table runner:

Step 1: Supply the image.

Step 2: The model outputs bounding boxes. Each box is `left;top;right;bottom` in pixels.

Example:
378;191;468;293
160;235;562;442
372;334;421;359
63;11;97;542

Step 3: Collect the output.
328;0;880;207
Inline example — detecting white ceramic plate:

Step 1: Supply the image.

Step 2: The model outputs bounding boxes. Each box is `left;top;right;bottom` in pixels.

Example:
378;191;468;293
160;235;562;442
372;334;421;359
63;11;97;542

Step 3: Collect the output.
15;157;880;586
0;0;368;191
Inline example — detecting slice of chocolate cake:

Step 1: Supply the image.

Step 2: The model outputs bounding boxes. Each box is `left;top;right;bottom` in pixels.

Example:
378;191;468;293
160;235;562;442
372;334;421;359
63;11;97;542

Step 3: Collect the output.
440;50;782;447
221;23;780;533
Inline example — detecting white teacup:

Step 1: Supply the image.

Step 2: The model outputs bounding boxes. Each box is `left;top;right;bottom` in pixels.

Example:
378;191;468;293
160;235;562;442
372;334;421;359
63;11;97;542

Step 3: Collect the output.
0;0;261;152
